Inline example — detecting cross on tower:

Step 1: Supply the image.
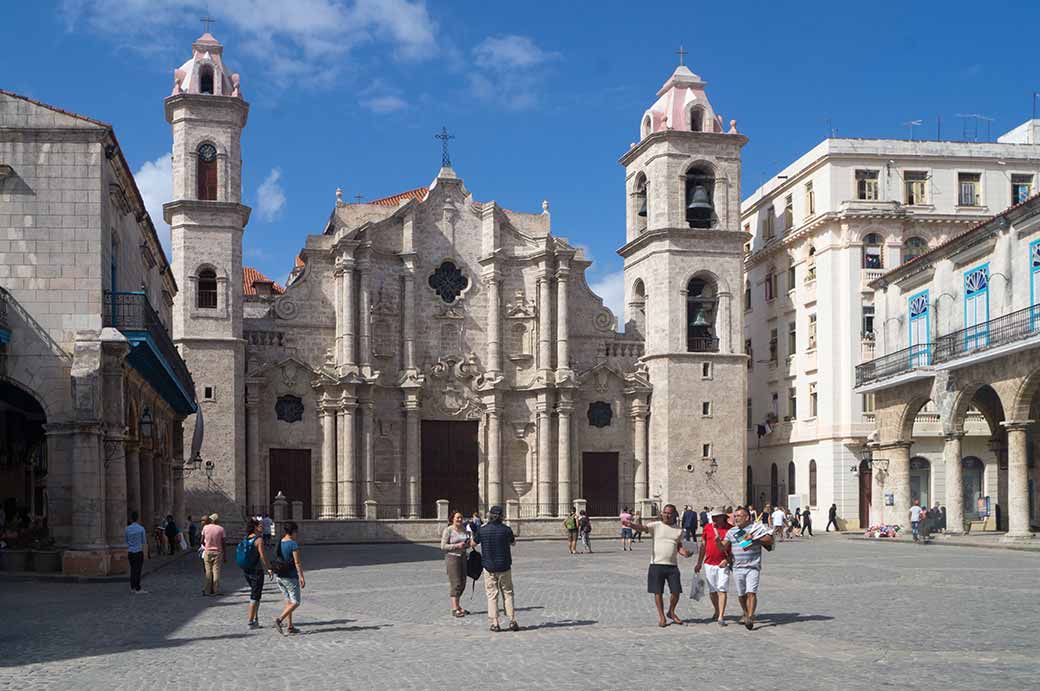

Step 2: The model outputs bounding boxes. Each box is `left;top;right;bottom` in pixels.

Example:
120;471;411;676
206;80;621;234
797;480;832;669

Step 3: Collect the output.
200;16;217;33
675;45;687;66
435;126;455;168
354;192;364;204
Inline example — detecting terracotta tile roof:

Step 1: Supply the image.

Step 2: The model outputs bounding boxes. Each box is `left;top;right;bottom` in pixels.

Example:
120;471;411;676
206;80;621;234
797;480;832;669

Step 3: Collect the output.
367;186;428;207
243;266;285;296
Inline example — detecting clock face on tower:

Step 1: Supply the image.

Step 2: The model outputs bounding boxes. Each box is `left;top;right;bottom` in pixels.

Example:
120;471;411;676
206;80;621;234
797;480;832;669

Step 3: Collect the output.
198;143;217;162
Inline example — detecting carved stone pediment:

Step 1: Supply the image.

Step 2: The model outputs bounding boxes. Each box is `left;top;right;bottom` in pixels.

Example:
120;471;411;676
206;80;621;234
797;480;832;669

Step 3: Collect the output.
505;288;536;319
423;353;486;419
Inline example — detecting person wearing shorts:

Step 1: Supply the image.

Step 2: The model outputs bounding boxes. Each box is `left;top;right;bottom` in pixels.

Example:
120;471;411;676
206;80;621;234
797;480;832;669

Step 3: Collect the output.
722;507;773;631
625;504;691;627
563;509;578;554
695;510;731;626
272;522;304;636
620;507;634;551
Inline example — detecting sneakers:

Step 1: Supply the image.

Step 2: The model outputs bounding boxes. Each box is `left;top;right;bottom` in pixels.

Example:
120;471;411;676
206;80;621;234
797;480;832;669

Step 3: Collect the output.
248;620;261;629
273;617;285;636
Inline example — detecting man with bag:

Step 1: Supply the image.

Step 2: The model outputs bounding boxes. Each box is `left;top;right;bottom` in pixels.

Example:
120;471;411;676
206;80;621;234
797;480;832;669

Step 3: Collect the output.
237;517;273;628
721;506;774;630
694;510;731;626
472;505;520;632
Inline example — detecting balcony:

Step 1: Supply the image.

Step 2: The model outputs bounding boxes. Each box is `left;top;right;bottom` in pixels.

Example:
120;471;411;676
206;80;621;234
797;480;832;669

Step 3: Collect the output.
933;304;1040;367
0;288;10;344
687;337;720;353
855;343;932;388
861;269;885;291
104;291;197;415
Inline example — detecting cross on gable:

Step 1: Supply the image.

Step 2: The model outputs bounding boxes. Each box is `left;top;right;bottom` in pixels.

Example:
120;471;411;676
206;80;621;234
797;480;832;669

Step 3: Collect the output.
200;16;217;33
435;126;455;167
675;45;687;66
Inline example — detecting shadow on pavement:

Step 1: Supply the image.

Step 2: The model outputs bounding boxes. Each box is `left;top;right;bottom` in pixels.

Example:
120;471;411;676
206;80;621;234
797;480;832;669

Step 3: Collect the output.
752;612;834;628
300;624;391;635
521;619;598;631
303;542;445;571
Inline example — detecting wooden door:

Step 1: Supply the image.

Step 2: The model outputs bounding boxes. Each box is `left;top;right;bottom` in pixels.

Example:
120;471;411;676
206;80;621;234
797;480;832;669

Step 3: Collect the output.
859;459;872;527
421;421;479;518
582;452;619;516
269;448;312;519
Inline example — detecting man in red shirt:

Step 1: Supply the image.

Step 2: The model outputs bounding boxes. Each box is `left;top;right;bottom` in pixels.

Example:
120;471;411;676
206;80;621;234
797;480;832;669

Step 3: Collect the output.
694;510;731;626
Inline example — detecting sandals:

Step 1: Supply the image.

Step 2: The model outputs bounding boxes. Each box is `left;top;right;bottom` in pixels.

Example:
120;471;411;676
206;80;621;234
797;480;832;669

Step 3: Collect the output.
453;610;466;618
489;623;501;632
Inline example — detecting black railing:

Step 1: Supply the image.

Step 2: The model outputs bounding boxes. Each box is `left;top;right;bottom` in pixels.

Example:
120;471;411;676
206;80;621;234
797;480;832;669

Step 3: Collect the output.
855;343;932;387
103;292;196;400
0;287;9;333
687;337;720;353
934;304;1040;364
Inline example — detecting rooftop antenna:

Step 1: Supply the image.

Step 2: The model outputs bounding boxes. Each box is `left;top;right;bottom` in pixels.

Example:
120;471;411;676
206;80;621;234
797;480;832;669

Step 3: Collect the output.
902;119;923;140
956;113;994;141
824;117;837;139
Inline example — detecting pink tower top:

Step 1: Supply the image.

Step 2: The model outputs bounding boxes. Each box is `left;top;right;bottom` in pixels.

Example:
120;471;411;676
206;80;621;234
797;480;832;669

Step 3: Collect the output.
639;65;735;139
171;32;242;98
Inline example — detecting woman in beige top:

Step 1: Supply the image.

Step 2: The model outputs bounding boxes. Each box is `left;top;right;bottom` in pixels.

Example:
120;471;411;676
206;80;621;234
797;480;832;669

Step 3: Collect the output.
440;511;471;618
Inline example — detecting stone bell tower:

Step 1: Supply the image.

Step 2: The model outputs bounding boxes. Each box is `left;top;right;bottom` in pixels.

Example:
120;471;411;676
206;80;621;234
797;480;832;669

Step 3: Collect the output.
618;60;748;509
164;31;250;515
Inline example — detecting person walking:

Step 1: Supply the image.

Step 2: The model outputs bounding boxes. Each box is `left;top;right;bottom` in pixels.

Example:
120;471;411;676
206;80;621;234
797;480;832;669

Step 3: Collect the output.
721;506;774;630
624;504;691;628
126;511;147;594
153;521;165;558
261;513;274;547
201;512;226;596
577;510;593;553
909;499;923;542
272;522;304;635
239;517;272;629
681;505;697;542
468;511;483;537
771;505;786;542
163;514;180;555
441;511;471;617
801;507;813;537
695;510;731;626
472;505;519;632
825;504;839;532
620;506;634;551
632;511;643;542
938;502;947;533
186;514;199;549
563;509;578;554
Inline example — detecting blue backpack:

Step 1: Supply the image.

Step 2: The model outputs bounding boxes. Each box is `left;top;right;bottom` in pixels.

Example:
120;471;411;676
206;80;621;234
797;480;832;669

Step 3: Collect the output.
236;535;260;571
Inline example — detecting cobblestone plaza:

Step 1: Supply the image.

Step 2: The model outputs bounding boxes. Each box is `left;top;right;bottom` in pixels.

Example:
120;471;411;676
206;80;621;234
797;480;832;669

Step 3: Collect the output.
2;536;1037;689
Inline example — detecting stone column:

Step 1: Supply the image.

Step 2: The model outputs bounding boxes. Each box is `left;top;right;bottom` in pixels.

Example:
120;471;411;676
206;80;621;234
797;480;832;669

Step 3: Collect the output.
358;259;372;367
404;398;421;518
485;273;501;376
319;402;337;518
245;384;261;513
537;272;553;371
401;257;417;370
139;449;154;530
881;442;911;527
717;292;731;353
342;258;356;366
338;395;357;517
1003;420;1034;540
557;393;573;516
943;433;965;535
125;440;141;518
487;398;502;509
361;398;375;503
556;264;570;372
537;394;554;516
632;398;648;501
334;262;344;363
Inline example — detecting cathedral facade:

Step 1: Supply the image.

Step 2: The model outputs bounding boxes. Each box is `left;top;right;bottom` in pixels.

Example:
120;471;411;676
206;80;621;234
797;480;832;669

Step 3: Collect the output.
168;34;748;521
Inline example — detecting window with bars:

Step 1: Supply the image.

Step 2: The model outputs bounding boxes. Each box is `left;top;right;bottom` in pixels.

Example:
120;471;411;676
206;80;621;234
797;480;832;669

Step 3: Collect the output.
197;268;218;309
958;172;981;206
856;170;879;200
1012;174;1034;205
904;171;928;205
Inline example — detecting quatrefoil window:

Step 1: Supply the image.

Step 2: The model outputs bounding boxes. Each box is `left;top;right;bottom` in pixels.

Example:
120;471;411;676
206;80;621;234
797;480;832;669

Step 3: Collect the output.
428;260;469;303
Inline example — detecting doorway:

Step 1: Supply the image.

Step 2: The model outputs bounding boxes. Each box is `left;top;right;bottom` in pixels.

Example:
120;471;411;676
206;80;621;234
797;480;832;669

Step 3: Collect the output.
421;420;479;519
582;452;619;516
858;459;872;527
963;456;984;519
269;448;312;519
910;457;931;507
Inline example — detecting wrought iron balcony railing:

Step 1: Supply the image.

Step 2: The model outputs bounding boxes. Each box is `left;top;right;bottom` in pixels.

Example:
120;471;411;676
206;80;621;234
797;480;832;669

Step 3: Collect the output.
687;337;720;353
934;303;1040;364
104;291;196;410
855;343;932;388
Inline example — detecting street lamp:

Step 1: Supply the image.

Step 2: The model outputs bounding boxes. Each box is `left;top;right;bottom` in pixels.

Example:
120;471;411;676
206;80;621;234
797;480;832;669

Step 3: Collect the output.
139;408;153;439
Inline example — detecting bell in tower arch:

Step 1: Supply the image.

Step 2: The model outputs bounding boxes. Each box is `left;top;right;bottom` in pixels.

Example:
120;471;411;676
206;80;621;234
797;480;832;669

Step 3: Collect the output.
685;168;715;229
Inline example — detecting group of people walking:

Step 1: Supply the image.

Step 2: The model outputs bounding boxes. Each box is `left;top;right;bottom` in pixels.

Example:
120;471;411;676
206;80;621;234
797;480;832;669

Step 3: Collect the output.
441;506;520;632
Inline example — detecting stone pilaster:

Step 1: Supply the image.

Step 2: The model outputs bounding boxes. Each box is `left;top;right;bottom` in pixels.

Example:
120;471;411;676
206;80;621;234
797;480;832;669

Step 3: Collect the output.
125;440;141;518
342;256;356;366
358;258;372;368
1002;420;1034;540
319;399;337;518
360;398;375;503
338;393;357;517
557;392;573;516
400;254;417;370
486;396;502;509
537;393;554;516
943;433;965;535
139;448;155;530
334;260;344;363
404;396;421;518
879;441;911;527
537;271;553;373
631;397;648;501
245;380;262;512
555;261;571;376
485;272;501;377
101;335;130;569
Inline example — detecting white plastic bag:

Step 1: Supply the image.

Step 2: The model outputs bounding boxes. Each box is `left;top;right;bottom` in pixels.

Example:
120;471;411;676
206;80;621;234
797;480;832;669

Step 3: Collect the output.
178;533;188;551
690;574;706;601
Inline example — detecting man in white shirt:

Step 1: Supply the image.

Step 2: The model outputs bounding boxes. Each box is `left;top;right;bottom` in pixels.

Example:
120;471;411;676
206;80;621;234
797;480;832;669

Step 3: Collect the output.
909;500;923;542
771;506;786;542
125;511;148;594
625;504;692;627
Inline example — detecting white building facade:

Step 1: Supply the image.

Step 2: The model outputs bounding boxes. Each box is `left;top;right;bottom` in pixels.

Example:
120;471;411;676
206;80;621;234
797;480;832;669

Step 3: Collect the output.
741;129;1040;527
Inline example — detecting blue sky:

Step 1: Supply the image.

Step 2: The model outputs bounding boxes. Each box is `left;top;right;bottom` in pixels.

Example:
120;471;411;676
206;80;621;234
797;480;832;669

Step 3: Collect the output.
5;1;1039;318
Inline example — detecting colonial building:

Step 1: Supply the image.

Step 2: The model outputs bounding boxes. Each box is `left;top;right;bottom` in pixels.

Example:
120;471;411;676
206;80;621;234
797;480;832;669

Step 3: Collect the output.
168;34;748;521
0;90;196;575
857;194;1040;538
741;132;1040;527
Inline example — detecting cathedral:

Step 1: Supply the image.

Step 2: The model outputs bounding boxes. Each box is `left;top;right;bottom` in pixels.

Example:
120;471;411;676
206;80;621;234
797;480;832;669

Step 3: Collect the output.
167;32;748;522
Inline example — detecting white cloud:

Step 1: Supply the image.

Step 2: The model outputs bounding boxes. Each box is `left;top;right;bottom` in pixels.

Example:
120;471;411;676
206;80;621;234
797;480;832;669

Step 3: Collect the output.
60;0;438;89
361;95;408;113
469;34;559;111
133;153;173;257
590;270;625;332
256;168;286;221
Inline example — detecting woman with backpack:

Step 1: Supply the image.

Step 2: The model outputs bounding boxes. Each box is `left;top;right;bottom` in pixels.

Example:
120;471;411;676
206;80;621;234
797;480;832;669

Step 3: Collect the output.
238;517;272;629
563;509;578;554
440;511;471;618
271;521;304;636
578;510;593;553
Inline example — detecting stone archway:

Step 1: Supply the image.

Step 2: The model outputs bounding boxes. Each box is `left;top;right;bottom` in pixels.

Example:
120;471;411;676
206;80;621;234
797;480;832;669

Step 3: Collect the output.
0;379;48;532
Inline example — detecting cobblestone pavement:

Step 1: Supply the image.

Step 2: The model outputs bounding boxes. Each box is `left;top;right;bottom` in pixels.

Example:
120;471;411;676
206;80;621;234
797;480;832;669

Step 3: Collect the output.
1;533;1038;690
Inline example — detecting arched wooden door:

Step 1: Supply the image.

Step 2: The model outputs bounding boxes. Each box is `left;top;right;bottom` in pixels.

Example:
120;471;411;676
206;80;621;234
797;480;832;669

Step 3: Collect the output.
859;459;872;527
